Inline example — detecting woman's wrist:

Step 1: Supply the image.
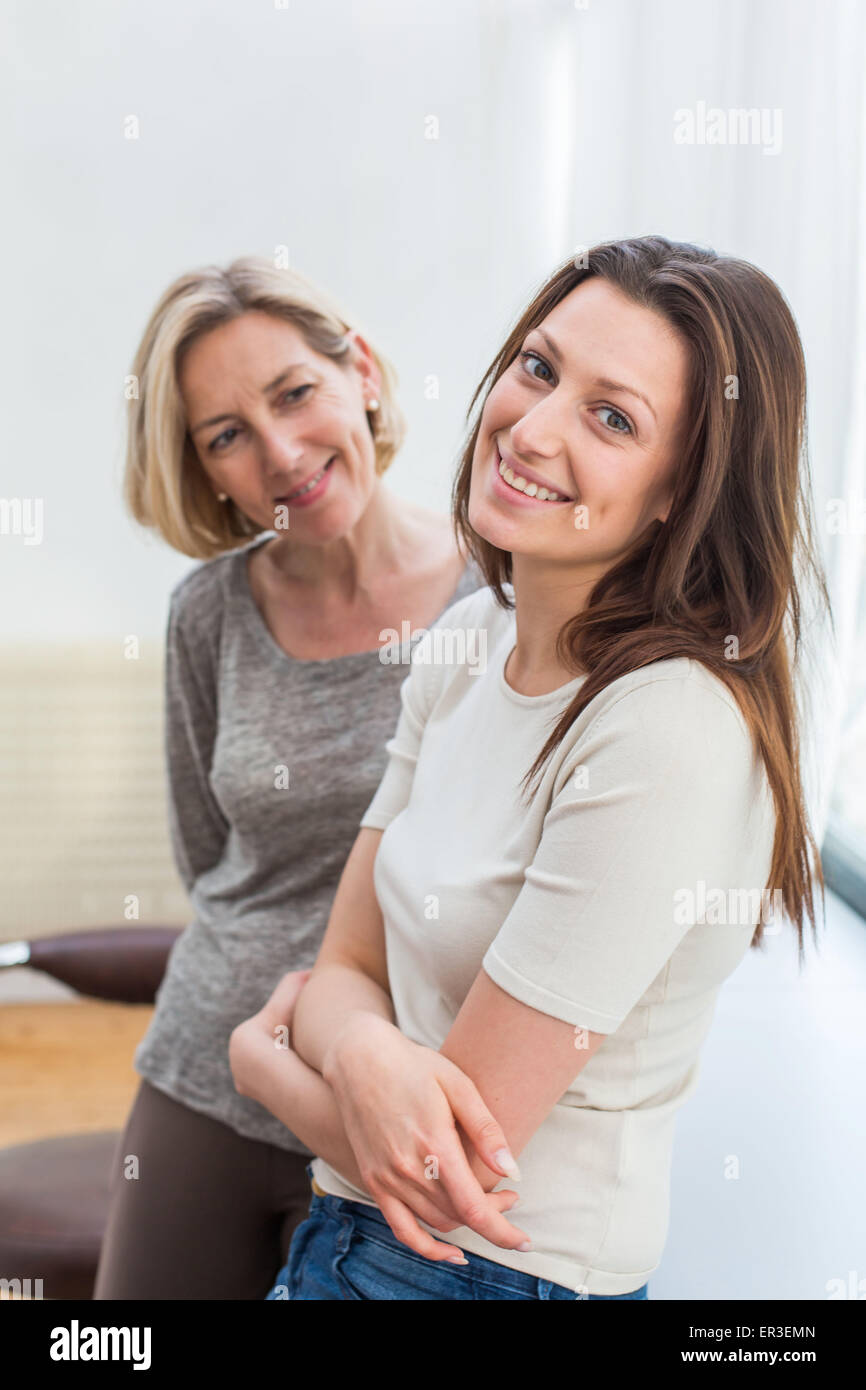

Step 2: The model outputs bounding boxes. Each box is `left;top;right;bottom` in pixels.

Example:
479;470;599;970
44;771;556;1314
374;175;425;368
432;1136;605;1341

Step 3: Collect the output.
291;962;396;1076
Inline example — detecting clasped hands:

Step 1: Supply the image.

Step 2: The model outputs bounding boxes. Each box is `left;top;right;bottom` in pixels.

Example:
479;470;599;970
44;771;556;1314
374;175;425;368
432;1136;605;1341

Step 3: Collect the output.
229;969;530;1264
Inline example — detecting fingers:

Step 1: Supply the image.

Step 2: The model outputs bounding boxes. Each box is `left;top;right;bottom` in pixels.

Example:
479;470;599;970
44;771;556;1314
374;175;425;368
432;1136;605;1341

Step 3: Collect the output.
270;972;309;1009
377;1183;467;1236
372;1139;529;1254
487;1189;520;1215
263;969;312;1025
375;1179;525;1264
279;967;313;995
431;1141;531;1252
375;1190;476;1264
398;1178;520;1235
360;1146;518;1230
443;1066;521;1182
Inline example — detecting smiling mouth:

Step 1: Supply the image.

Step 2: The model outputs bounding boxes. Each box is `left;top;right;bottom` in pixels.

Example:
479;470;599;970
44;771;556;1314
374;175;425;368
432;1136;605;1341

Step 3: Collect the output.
276;456;336;502
495;449;574;503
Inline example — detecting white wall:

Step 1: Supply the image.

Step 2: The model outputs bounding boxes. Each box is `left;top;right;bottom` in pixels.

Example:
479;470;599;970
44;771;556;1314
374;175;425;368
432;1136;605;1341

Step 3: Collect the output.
655;891;866;1300
2;0;580;640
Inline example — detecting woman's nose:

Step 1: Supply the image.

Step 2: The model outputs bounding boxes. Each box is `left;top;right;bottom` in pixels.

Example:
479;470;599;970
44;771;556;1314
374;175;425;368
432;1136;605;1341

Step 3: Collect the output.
259;424;306;470
510;384;572;459
509;412;562;464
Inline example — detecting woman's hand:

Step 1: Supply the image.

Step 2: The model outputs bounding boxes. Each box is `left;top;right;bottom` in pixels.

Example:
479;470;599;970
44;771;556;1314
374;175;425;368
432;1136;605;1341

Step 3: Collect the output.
322;1013;532;1263
259;968;314;1030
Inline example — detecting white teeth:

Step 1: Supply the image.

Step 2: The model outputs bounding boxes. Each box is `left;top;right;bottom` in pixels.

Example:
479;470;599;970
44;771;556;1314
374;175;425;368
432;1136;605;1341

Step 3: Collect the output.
498;457;564;502
287;460;332;499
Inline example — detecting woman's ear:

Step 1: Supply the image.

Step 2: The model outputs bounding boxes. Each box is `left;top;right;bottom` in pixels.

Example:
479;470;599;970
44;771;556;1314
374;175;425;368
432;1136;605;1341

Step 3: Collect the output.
346;329;383;404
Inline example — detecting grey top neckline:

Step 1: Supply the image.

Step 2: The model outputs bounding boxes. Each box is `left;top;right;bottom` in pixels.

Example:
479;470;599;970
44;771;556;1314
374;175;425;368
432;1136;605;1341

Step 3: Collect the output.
232;531;472;669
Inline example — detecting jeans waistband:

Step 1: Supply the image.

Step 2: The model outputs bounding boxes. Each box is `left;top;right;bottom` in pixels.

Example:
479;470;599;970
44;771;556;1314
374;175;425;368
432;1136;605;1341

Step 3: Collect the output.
303;1164;648;1300
310;1187;389;1234
306;1180;571;1297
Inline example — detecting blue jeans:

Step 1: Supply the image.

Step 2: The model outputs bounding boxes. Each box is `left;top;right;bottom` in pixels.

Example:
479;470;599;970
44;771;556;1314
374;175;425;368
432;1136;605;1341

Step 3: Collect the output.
266;1165;649;1301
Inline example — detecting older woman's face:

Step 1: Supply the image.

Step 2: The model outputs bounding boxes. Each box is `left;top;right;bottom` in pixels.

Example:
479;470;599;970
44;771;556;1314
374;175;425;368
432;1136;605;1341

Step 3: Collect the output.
179;310;381;541
468;277;690;577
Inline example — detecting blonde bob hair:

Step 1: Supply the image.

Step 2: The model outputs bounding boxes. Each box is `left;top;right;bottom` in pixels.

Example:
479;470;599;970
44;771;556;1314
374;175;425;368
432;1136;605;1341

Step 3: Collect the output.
123;256;406;558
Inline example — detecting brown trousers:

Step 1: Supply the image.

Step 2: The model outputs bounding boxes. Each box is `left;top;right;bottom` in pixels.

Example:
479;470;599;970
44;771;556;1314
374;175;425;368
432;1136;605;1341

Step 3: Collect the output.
93;1079;313;1299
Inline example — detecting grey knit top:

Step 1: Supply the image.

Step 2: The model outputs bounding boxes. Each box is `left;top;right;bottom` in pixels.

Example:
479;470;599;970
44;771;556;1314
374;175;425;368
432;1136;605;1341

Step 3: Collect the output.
134;530;483;1151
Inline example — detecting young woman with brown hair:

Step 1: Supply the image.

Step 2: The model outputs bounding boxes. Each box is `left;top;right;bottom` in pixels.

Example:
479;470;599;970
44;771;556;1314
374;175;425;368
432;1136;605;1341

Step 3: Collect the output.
231;235;830;1300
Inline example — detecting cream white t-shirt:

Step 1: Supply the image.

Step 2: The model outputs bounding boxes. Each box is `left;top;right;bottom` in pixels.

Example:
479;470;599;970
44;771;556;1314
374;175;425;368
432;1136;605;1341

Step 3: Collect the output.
311;583;778;1295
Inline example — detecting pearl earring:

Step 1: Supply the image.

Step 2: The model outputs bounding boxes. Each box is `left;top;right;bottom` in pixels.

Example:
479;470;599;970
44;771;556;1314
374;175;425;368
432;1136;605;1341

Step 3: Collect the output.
217;492;228;502
366;397;380;412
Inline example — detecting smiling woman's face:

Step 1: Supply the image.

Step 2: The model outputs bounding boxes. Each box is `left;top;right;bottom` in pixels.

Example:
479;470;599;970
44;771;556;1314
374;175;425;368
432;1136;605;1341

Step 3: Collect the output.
468;277;691;575
179;309;381;542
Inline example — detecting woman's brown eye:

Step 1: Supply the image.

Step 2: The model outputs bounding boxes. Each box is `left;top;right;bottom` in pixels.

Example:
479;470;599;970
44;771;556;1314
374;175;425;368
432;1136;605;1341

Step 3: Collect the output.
519;350;553;383
596;406;632;435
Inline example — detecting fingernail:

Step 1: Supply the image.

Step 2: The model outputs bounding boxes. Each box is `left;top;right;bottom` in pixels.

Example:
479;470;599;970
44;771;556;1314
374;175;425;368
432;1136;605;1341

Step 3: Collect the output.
493;1147;521;1181
508;1197;520;1211
517;1241;532;1252
447;1253;469;1265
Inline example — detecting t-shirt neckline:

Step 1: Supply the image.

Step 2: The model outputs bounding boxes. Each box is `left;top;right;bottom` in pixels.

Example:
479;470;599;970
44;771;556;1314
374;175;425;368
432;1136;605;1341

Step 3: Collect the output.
496;633;588;706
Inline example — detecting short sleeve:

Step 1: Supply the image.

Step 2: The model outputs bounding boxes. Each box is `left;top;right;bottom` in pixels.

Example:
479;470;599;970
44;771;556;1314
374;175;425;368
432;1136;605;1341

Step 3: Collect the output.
359;629;440;831
482;674;768;1034
163;596;230;895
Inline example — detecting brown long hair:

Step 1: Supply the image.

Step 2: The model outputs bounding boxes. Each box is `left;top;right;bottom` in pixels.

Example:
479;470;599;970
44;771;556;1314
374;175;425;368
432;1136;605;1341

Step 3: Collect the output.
452;236;832;960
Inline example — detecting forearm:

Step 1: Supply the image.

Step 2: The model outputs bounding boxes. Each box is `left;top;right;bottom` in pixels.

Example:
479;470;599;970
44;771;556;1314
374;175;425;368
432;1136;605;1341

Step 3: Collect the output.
291;961;396;1076
231;1016;366;1190
292;974;504;1196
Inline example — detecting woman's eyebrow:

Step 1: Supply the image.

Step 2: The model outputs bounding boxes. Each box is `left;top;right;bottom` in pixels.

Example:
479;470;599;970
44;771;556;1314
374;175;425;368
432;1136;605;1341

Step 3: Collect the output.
532;328;657;425
260;362;307;394
593;376;657;424
190;363;307;434
534;327;563;365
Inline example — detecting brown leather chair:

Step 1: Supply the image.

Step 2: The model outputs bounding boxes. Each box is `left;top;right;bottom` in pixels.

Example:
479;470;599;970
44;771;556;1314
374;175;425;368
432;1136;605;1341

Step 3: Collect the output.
0;926;181;1298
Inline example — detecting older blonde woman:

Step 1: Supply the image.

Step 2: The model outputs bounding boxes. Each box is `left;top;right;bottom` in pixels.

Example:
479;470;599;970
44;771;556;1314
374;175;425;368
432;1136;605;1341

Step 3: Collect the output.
93;257;481;1299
